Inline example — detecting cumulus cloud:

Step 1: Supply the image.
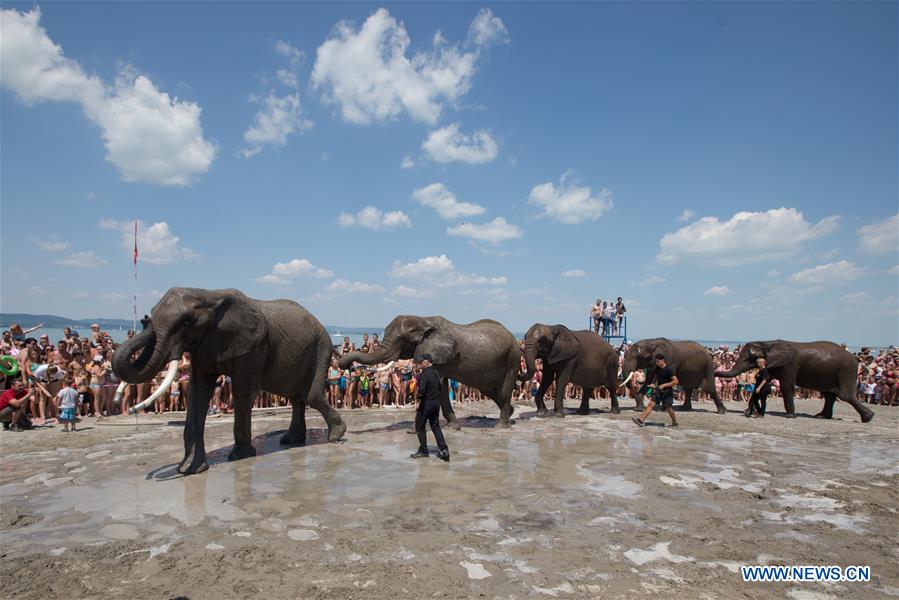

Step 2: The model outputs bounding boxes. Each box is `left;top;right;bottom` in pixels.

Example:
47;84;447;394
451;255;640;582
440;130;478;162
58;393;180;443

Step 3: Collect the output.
703;286;731;296
274;40;303;70
400;155;415;168
788;260;869;287
310;8;507;125
447;217;522;244
326;279;384;294
33;236;69;251
421;122;498;164
257;258;333;284
55;251;107;268
657;208;840;266
639;276;666;287
1;8;216;185
528;170;613;224
337;206;412;229
677;209;695;223
392;285;434;299
242;93;311;157
412;183;485;219
561;269;587;278
100;219;198;265
389;254;505;287
857;214;898;255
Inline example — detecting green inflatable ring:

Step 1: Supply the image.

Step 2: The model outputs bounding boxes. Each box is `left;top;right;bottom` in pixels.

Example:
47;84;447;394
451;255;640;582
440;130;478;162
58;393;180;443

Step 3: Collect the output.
0;355;19;376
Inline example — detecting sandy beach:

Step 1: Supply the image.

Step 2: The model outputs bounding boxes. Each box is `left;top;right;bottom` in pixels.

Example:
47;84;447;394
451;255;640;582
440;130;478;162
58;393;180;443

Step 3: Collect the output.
1;395;897;599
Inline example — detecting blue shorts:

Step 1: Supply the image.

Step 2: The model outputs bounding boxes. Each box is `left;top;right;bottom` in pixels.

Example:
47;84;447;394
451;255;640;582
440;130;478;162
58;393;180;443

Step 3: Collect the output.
338;377;346;391
60;407;77;422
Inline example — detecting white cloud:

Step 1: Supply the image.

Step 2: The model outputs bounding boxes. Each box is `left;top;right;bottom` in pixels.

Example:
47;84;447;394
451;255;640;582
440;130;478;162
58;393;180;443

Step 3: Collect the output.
389;254;505;287
890;265;899;275
1;8;216;185
310;8;507;125
257;258;333;284
55;251;107;268
33;236;69;251
73;292;89;299
337;206;412;230
658;208;840;266
639;276;666;287
677;209;695;223
857;214;898;255
400;155;415;168
412;183;485;219
766;269;781;277
421;122;498;164
561;269;587;278
326;279;384;294
392;285;434;299
468;8;510;46
447;217;522;244
703;286;731;296
528;170;613;224
789;260;869;287
242;93;311;157
100;292;126;301
274;39;303;68
100;219;198;265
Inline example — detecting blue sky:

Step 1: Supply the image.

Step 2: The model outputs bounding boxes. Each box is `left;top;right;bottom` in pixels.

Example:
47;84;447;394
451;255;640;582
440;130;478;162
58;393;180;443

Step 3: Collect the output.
1;2;896;345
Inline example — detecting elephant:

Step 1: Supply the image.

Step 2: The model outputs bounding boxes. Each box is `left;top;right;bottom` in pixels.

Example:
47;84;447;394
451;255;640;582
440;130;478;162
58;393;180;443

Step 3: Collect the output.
520;324;619;417
621;338;726;414
338;315;521;428
112;287;347;475
715;340;874;423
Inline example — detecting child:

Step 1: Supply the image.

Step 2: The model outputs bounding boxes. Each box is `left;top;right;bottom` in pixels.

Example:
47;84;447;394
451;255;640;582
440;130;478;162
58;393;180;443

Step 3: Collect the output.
57;376;80;432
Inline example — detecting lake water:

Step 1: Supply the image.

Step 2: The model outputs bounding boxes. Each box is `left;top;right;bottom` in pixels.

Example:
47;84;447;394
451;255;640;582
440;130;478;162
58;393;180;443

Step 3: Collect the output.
30;327;381;348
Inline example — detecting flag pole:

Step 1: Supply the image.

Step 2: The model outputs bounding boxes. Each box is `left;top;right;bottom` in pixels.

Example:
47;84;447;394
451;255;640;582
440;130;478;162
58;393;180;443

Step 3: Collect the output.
132;220;139;333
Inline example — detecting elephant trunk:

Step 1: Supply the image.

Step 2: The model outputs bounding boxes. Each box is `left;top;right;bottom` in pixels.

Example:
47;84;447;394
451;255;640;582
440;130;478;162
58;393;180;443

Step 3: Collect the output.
715;361;752;378
520;343;538;382
339;342;395;369
111;322;172;383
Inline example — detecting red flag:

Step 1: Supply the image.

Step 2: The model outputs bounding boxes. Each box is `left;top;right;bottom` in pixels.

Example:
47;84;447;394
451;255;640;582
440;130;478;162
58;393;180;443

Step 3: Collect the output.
133;220;139;265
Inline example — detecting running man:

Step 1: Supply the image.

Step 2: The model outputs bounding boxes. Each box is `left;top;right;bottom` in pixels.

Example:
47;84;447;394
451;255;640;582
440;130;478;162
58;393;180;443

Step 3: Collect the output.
632;354;679;428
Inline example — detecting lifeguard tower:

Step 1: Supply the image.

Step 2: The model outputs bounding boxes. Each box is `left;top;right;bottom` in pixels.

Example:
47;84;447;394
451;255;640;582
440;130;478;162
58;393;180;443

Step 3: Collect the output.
588;314;627;345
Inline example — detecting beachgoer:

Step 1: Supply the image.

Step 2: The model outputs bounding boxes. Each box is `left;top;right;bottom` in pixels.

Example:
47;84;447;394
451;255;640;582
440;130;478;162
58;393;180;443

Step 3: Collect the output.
632;354;679;428
591;299;603;334
57;376;80;432
615;297;626;334
410;355;450;462
746;358;772;418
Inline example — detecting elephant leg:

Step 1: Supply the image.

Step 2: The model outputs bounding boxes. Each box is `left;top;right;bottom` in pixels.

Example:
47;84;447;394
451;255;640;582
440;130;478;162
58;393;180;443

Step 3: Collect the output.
534;369;553;417
281;397;308;446
494;373;516;428
781;382;797;418
228;377;259;461
677;388;694;411
815;392;837;420
608;364;621;414
304;370;347;442
178;372;215;475
439;378;461;430
708;388;726;414
553;363;575;417
577;388;593;415
634;383;648;412
835;389;875;423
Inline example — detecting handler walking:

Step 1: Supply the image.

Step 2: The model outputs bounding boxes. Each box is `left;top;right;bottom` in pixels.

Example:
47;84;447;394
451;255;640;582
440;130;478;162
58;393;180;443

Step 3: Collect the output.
745;358;772;418
632;354;679;428
410;354;450;462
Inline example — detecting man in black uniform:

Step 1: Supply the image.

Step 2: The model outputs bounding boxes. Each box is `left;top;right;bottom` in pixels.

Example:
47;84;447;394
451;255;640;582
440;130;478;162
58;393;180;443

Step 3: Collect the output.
410;355;450;462
632;354;679;427
746;358;772;418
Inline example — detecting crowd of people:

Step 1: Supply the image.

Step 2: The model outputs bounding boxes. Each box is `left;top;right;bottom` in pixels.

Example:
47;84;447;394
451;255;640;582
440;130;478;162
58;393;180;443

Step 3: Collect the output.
0;321;896;433
590;298;626;336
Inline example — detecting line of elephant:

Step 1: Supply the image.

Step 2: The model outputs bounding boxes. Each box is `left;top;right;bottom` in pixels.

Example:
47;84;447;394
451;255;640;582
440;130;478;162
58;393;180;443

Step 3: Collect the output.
111;287;875;475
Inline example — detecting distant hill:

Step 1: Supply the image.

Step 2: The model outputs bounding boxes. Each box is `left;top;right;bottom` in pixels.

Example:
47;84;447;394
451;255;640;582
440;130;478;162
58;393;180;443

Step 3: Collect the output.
1;313;383;335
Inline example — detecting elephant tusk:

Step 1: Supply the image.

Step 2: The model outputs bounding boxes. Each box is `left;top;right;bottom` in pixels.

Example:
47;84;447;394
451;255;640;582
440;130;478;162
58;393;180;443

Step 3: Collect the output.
128;359;179;415
112;381;128;405
621;371;633;386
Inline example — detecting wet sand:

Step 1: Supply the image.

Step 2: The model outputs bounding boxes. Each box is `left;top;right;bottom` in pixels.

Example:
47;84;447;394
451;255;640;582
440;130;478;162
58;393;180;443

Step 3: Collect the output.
1;396;897;599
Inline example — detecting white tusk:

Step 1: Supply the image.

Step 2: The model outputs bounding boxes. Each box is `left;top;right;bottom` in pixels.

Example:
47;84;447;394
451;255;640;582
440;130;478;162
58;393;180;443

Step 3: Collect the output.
128;360;179;415
621;371;633;386
112;381;128;405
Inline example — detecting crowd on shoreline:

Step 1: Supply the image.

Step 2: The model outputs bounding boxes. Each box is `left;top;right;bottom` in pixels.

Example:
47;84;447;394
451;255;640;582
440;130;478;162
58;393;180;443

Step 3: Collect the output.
1;321;896;432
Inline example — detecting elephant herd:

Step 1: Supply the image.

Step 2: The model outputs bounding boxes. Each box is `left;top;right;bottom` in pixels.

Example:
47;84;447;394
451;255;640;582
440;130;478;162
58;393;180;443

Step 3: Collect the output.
111;287;874;475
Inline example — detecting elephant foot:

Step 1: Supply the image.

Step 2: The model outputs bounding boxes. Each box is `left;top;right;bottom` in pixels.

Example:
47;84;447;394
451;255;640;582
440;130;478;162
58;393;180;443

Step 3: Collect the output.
328;420;348;442
813;412;832;420
227;443;257;461
576;407;590;416
536;408;548;418
784;412;797;419
860;410;875;424
446;417;462;431
609;406;621;415
676;404;693;412
716;406;727;415
552;411;565;419
280;429;306;446
633;402;644;412
495;419;511;429
177;454;209;475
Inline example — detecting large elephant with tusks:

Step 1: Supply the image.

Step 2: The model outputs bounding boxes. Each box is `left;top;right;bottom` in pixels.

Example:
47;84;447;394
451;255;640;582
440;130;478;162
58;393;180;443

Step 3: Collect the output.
112;288;347;475
715;340;873;422
339;315;522;428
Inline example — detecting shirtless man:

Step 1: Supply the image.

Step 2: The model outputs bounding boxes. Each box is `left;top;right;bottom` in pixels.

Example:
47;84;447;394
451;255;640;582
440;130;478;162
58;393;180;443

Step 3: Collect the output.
591;299;603;334
50;340;72;367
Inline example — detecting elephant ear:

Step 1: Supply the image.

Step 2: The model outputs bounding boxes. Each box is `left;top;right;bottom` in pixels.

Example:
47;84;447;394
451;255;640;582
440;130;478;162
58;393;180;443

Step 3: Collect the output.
652;339;679;370
197;292;267;365
763;341;795;369
548;326;579;364
414;328;458;365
